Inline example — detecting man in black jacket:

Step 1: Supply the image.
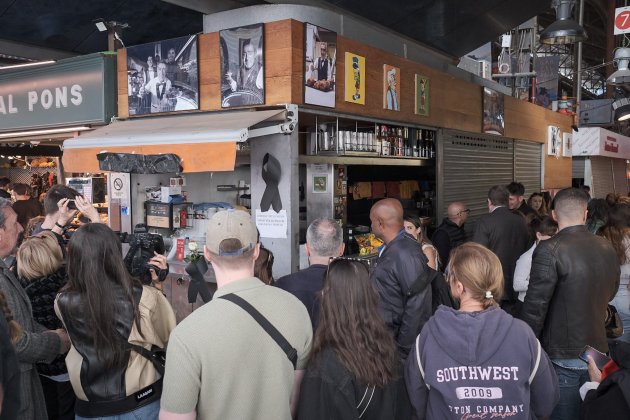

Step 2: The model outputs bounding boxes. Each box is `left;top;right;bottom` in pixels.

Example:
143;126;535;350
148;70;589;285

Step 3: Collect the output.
507;181;536;217
431;201;468;268
473;185;529;314
520;187;619;420
370;198;431;359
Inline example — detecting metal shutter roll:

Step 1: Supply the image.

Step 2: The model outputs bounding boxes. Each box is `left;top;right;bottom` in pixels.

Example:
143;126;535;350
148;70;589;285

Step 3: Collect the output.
589;157;614;199
514;140;542;198
437;129;514;236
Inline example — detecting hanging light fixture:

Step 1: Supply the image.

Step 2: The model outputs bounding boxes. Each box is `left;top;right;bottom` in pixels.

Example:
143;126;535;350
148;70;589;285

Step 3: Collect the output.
540;0;587;44
613;98;630;121
607;48;630;85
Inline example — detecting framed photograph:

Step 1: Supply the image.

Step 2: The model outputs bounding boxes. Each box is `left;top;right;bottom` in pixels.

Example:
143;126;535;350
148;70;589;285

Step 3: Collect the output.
312;175;328;193
383;64;400;111
126;35;198;116
547;125;561;156
220;23;264;108
562;132;572;157
304;23;337;108
482;87;505;135
414;74;430;116
344;52;365;105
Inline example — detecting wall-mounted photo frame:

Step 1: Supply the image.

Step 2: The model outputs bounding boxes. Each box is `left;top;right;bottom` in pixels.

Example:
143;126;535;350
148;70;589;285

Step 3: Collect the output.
482;87;505;135
220;23;264;108
126;35;199;116
547;125;561;156
344;52;365;105
562;132;572;157
304;23;337;108
383;64;400;111
414;74;430;116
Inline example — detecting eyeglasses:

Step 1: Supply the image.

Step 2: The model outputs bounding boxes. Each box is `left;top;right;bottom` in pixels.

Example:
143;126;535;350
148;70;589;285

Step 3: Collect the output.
458;209;471;216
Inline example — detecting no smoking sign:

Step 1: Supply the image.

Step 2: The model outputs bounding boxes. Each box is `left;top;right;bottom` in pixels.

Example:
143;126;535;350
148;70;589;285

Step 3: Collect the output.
615;6;630;35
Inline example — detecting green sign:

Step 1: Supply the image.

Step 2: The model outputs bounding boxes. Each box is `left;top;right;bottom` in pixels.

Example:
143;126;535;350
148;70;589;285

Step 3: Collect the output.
0;53;116;132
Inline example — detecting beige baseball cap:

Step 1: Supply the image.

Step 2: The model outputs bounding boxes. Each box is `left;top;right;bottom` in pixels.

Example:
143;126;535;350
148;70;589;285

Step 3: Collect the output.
205;209;258;256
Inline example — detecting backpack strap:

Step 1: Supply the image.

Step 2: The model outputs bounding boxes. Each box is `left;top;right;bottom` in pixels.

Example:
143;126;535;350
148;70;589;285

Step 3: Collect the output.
528;339;542;385
219;293;298;369
415;334;430;390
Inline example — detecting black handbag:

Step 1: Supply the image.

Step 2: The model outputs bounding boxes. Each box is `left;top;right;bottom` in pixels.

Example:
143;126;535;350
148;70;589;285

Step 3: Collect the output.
605;304;624;338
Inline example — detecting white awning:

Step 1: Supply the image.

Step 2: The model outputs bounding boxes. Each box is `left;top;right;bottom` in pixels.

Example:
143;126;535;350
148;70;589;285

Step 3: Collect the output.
62;108;288;173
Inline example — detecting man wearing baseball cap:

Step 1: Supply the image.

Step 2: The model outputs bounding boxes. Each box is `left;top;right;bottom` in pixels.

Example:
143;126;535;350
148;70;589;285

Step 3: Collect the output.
160;210;312;420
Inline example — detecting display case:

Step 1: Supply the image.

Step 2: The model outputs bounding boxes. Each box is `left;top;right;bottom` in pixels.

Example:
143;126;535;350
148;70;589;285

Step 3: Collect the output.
144;201;192;230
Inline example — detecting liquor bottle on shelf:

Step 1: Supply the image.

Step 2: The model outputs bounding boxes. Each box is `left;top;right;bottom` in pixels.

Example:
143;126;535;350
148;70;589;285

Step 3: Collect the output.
425;131;435;159
420;130;427;158
413;129;420;157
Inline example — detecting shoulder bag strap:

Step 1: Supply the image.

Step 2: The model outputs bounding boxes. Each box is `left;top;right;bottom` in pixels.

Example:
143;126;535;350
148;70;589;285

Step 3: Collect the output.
127;343;166;376
219;293;298;369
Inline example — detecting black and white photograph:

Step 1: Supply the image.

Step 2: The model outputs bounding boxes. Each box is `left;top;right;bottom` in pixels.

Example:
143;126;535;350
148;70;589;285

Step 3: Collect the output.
482;87;505;136
126;35;198;115
304;23;336;108
220;23;265;108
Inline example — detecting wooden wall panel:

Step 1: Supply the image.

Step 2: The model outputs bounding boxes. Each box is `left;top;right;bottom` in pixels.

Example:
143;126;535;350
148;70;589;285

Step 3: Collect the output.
112;18;573;188
117;49;129;119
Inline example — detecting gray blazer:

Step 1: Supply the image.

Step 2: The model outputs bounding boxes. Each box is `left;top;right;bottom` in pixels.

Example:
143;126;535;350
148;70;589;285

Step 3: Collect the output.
0;261;60;420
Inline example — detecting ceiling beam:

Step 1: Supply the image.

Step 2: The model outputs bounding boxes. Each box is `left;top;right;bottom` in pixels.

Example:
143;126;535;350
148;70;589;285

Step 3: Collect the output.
0;39;76;62
161;0;262;14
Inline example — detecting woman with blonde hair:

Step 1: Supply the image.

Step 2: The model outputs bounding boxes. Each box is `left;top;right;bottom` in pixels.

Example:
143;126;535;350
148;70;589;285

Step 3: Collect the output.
17;231;74;419
527;192;548;216
405;242;559;419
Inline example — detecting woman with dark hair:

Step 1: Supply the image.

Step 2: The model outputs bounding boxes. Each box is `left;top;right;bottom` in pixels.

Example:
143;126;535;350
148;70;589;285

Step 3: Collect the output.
254;246;274;285
298;259;411;419
55;223;176;419
600;202;630;342
586;198;610;234
527;192;548;216
405;243;559;419
404;215;439;270
513;216;558;302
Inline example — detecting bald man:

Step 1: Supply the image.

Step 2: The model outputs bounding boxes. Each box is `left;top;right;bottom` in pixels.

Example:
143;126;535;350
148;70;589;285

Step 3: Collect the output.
431;202;469;268
369;198;431;359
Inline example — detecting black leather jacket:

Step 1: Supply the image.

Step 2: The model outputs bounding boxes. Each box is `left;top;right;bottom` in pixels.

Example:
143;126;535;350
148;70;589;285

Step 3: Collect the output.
519;225;620;359
371;231;431;359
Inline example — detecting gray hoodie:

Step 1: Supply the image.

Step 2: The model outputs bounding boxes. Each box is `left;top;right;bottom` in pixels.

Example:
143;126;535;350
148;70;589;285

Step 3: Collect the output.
405;305;559;419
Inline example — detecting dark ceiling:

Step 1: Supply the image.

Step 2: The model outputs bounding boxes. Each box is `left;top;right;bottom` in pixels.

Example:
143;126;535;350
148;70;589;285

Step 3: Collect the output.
0;0;609;67
0;0;203;61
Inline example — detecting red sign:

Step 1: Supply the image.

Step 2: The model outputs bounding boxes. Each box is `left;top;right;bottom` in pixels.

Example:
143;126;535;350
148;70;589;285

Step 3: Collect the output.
615;7;630;35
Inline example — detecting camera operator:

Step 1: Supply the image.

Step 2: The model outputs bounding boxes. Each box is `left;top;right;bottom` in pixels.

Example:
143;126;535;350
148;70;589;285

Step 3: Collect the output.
147;252;168;290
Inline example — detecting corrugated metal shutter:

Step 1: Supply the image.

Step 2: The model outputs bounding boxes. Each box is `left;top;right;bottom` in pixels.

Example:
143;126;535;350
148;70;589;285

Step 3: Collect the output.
590;156;614;199
514;140;542;198
612;158;627;195
437;129;514;236
572;157;586;179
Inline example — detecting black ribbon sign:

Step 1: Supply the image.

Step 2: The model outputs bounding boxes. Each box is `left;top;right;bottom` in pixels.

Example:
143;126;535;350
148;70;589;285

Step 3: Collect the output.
184;259;213;304
260;153;283;212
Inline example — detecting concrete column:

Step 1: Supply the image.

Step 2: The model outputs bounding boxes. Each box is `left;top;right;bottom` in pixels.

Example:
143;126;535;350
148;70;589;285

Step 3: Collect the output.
250;131;299;277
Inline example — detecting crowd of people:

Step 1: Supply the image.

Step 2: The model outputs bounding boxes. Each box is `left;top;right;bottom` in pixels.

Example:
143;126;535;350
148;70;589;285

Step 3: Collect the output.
1;181;630;419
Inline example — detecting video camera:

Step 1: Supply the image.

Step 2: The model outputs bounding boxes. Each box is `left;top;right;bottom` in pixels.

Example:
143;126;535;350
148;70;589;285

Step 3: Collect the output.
120;224;165;282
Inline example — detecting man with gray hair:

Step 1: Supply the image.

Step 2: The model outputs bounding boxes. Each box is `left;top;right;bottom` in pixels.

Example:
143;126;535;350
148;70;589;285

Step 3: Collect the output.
275;218;344;329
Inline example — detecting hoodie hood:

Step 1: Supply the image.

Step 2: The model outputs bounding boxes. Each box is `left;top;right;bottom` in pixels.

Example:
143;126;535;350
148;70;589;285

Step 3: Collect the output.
427;305;515;366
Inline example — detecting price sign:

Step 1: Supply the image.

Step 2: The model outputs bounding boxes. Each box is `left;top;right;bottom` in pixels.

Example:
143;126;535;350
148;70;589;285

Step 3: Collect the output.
615;6;630;35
